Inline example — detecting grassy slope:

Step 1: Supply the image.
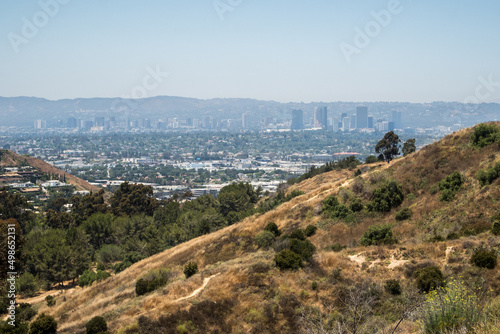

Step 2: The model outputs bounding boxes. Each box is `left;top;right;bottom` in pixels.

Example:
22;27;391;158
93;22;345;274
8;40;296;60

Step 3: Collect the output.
34;124;500;333
0;149;100;192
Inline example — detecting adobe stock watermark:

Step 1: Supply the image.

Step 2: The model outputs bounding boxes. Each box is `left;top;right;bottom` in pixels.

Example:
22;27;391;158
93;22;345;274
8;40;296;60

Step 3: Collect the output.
7;0;72;54
213;0;243;21
463;75;500;104
111;65;169;113
340;0;404;64
6;223;17;327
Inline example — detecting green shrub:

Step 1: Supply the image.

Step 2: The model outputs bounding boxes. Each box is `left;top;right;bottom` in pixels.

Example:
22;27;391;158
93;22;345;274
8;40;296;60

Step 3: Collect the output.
476;162;500;187
446;232;460;240
470;248;497;269
255;230;276;249
113;261;132;274
322;195;340;212
471;123;500;148
365;155;379;164
420;279;484;333
17;303;37;322
274;249;302;270
429;184;439;195
326;243;346;252
311;281;318;291
135;268;171;296
330;204;352;219
384;279;402;295
414;266;445;293
492;221;500;236
360;224;398;246
264;222;281;236
289;229;306;241
395;207;412;221
45;295;55;307
285;190;305;201
184;262;198;278
96;262;105;271
29;313;57;334
368;181;404;212
349;198;364;212
85;316;107;334
439;171;464;202
17;273;39;297
78;270;111;288
304;225;317;237
289;239;316;261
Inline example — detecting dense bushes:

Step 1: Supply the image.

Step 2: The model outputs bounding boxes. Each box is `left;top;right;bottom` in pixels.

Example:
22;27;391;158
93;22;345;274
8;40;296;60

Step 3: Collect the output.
384;279;401;295
255;231;276;249
476;162;500;186
395;207;412;221
439;171;464;201
322;195;353;219
289;239;316;261
264;222;281;236
367;181;404;212
135;268;171;296
360;224;397;246
492;220;500;236
470;248;497;269
29;313;57;334
471;123;499;148
45;295;55;307
183;262;198;278
78;270;111;288
414;266;445;293
274;249;302;270
304;225;317;237
85;316;107;334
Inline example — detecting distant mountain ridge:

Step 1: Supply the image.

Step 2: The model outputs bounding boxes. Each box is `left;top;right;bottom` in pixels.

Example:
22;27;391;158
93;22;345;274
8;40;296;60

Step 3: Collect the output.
1;95;499;128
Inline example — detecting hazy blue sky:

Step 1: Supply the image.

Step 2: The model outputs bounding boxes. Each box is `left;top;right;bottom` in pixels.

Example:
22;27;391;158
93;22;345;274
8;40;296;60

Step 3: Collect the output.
1;0;500;103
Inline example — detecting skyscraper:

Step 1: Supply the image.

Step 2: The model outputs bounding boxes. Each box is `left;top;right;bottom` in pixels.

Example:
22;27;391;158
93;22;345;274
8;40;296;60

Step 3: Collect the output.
291;109;303;130
356;107;368;129
391;110;402;129
314;107;328;129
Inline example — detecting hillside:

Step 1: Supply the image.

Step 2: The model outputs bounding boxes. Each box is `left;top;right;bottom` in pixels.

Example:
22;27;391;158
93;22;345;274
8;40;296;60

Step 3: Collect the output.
0;149;100;192
32;124;500;333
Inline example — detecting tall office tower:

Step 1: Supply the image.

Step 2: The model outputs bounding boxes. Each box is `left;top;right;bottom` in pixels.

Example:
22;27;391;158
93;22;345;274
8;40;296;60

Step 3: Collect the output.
350;114;357;129
391;110;402;129
333;117;340;131
356;107;368;129
314;106;328;129
34;120;46;129
94;116;105;127
67;117;78;128
291;109;304;130
388;121;395;131
342;117;351;132
242;113;249;129
341;112;347;120
368;117;374;129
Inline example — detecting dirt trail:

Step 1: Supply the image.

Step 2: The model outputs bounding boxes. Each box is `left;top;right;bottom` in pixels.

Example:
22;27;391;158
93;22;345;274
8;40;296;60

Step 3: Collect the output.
17;283;80;305
175;273;219;302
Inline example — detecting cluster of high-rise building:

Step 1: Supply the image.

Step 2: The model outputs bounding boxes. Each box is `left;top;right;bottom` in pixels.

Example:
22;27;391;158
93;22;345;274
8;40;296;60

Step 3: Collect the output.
290;107;404;132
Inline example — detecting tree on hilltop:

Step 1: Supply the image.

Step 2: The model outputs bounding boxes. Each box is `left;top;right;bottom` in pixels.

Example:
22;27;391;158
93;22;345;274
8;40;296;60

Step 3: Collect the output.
375;131;401;163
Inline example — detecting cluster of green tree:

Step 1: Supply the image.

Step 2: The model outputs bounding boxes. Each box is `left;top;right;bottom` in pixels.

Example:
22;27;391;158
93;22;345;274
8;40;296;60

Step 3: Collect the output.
287;156;361;185
471;123;499;148
375;131;416;162
439;171;465;201
367;180;405;212
476;162;500;187
1;181;271;301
